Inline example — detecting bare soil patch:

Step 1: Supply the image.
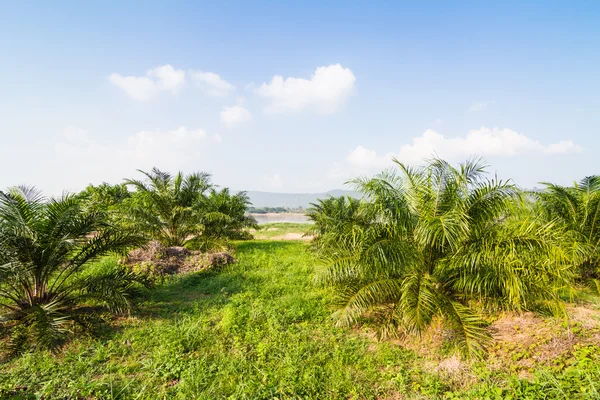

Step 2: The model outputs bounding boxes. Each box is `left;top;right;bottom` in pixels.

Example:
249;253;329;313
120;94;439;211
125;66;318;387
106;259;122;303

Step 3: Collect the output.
357;303;600;386
270;232;313;241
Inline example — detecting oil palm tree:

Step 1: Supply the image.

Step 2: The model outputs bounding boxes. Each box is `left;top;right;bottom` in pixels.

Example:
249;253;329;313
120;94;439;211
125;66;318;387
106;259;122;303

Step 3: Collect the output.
0;187;145;353
310;158;572;357
123;168;213;247
306;195;370;252
76;182;131;214
537;176;600;280
194;188;258;250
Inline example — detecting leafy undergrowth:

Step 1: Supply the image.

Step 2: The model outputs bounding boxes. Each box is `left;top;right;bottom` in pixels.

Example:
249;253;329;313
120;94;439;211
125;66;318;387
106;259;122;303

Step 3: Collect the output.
1;241;600;399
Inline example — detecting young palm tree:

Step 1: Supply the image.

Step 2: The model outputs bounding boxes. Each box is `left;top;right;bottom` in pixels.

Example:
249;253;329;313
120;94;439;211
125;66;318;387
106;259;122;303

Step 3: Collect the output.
310;158;572;357
194;188;258;250
0;187;145;353
306;195;370;252
537;176;600;280
123;168;213;247
76;182;131;214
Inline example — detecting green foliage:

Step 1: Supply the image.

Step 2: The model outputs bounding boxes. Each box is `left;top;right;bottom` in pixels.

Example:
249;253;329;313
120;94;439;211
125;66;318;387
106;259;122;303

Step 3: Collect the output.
309;158;574;357
251;222;310;240
76;182;131;214
123;168;213;247
0;241;598;399
449;344;600;399
192;188;258;251
537;176;600;280
0;241;440;399
0;187;147;353
123;168;256;249
306;195;367;253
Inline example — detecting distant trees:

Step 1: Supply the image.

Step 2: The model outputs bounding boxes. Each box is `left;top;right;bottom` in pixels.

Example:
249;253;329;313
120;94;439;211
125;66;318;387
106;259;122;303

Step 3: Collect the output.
0;187;146;353
308;158;574;357
247;206;305;214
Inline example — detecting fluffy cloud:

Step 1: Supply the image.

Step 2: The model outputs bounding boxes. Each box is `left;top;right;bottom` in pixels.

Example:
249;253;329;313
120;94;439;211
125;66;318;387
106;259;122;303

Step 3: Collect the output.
220;105;252;128
468;102;489;112
256;64;356;114
345;146;389;169
121;127;209;166
53;126;220;192
190;71;236;97
342;127;582;172
109;65;186;101
54;127;100;156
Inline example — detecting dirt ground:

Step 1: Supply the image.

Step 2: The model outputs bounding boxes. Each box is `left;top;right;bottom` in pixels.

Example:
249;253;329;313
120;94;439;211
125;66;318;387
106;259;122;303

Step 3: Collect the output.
360;302;600;388
269;232;313;241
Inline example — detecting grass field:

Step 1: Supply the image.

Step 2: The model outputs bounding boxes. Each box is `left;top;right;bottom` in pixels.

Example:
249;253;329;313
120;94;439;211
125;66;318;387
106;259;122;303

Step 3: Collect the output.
2;227;600;399
250;222;312;241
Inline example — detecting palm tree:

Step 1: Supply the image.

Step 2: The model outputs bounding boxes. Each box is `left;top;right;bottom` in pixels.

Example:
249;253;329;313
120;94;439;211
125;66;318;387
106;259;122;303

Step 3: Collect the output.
0;187;145;353
123;168;213;247
537;176;600;280
306;195;369;252
310;158;572;357
76;182;131;214
194;188;258;250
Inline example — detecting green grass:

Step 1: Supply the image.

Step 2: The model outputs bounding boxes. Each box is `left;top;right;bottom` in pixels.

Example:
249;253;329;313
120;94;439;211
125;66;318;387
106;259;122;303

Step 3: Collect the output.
0;241;435;399
1;240;600;399
251;222;311;240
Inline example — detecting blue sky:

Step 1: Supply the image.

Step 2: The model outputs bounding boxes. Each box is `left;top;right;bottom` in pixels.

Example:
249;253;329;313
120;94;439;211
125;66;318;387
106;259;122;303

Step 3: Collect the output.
0;1;598;194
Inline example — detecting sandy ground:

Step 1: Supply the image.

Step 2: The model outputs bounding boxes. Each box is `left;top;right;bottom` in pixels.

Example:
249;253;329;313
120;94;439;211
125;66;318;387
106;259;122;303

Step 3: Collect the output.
269;232;313;241
359;303;600;388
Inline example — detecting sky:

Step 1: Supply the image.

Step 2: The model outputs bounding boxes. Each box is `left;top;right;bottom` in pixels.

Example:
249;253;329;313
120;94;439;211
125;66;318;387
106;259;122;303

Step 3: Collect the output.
0;1;598;194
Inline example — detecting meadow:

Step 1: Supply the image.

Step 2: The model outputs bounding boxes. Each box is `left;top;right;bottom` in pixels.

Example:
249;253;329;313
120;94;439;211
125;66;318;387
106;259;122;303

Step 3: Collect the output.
1;235;599;399
1;161;600;399
250;222;311;240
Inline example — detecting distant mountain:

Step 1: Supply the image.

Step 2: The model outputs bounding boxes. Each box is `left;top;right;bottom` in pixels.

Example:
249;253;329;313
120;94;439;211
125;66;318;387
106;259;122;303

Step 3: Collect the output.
237;189;360;208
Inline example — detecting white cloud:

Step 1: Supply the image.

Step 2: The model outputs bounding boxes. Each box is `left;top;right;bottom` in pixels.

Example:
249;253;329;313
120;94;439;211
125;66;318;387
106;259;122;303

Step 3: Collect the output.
54;127;97;155
544;141;582;154
220;105;252;128
53;126;219;192
109;65;185;101
256;64;356;114
340;127;582;173
263;173;283;189
468;102;488;112
149;65;186;92
190;71;236;97
122;127;207;166
346;145;389;169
